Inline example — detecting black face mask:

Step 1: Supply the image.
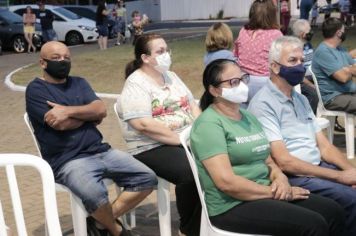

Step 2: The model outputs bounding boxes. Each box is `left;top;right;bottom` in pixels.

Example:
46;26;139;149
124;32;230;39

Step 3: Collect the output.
44;59;71;80
304;31;314;42
340;31;347;42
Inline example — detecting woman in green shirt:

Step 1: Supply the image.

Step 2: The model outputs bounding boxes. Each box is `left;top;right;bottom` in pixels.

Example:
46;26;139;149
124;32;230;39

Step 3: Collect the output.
190;59;346;236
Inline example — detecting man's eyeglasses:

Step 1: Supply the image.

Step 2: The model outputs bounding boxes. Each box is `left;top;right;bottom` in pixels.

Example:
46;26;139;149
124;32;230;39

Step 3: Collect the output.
215;74;250;87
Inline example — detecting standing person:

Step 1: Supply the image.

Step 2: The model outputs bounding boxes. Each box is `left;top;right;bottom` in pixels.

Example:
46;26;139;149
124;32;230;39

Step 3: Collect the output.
113;0;127;45
248;36;356;235
191;58;346;236
297;0;314;20
203;22;236;66
280;0;291;35
26;41;157;236
324;0;333;20
350;0;356;25
118;34;201;236
23;6;36;53
38;2;57;43
233;0;282;104
131;10;149;45
339;0;351;26
96;0;110;50
311;0;319;27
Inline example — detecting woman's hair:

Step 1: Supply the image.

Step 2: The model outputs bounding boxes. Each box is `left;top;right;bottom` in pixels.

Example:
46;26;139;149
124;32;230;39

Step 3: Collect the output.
200;59;237;111
205;22;233;52
26;6;32;12
125;33;163;79
245;0;279;30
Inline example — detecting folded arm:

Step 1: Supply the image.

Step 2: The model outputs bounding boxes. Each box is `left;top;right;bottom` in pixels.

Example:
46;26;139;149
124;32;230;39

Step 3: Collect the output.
128;117;180;145
44;100;106;130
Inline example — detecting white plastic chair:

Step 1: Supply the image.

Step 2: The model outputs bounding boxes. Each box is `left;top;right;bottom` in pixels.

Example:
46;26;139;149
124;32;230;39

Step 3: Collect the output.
24;113;128;236
179;127;268;236
0;153;62;236
309;66;355;159
294;84;333;142
113;102;172;236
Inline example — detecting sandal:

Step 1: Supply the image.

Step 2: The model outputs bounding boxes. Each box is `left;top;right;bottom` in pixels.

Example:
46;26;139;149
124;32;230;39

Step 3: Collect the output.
116;219;132;236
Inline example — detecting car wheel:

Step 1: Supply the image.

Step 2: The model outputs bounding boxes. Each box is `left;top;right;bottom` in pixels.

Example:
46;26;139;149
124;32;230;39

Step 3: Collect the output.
12;35;26;53
65;31;83;46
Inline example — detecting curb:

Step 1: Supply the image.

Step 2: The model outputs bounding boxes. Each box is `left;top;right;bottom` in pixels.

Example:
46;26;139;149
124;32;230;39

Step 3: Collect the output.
4;64;120;100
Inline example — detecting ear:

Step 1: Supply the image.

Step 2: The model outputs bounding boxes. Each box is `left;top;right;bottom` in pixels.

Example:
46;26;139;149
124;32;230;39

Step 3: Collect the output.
270;61;280;75
208;85;220;98
39;58;47;70
141;54;150;64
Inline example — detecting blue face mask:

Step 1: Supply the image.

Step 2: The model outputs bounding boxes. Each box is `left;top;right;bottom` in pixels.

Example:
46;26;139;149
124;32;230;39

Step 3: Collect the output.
275;62;306;86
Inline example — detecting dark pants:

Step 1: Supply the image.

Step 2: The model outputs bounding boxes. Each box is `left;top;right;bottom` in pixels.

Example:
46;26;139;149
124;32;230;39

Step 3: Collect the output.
134;145;201;236
300;0;314;20
325;93;356;115
210;194;346;236
289;161;356;235
280;13;291;35
301;82;319;115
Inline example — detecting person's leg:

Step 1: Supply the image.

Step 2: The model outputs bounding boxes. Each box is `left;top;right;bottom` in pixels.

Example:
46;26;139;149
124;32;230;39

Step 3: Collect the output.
29;33;35;52
289;162;356;235
102;36;108;50
210;195;345;236
134;145;201;236
55;155;122;235
102;149;157;218
24;32;31;52
42;30;49;43
324;93;356;115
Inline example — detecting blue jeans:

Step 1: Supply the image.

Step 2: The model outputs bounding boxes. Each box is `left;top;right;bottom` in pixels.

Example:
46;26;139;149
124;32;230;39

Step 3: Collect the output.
300;0;314;20
288;161;356;235
42;29;57;42
55;149;157;214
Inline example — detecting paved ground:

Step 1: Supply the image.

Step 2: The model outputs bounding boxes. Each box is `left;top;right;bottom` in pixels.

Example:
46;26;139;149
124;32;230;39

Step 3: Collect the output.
0;23;355;236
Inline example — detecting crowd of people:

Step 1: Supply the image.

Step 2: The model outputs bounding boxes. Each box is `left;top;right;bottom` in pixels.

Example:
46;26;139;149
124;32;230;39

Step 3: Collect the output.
21;0;356;236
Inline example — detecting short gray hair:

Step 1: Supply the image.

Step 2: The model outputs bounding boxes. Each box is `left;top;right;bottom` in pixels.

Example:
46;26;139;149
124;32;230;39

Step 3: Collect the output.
292;19;310;37
269;36;304;64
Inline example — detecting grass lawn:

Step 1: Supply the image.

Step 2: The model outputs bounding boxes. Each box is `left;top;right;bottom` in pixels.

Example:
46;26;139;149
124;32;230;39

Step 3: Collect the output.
11;25;356;99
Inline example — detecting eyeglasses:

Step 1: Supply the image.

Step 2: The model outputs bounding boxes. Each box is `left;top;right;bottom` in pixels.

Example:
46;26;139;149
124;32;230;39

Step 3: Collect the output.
215;74;250;87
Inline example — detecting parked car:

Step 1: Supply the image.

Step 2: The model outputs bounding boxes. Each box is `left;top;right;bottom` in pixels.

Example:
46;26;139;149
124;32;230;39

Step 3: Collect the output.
9;5;98;45
63;5;116;38
319;2;340;14
0;9;42;53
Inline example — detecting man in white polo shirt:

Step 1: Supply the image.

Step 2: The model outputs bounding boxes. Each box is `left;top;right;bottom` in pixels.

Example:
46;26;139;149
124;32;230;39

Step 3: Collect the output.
248;36;356;235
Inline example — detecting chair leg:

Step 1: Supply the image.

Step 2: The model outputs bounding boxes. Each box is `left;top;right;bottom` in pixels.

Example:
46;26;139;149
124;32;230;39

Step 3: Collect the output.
326;121;334;144
157;178;171;236
344;115;355;159
70;193;88;236
130;209;136;228
327;116;336;144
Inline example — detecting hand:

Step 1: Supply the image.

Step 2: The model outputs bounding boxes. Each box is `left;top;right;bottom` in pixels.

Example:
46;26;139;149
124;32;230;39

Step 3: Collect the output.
290;187;310;200
44;101;70;127
271;174;292;201
337;169;356;186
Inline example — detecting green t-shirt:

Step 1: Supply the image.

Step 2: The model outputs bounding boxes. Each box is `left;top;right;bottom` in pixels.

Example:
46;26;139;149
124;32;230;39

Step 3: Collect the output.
190;106;271;216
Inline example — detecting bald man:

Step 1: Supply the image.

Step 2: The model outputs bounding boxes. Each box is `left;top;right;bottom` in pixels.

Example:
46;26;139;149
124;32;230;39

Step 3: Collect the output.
25;41;157;236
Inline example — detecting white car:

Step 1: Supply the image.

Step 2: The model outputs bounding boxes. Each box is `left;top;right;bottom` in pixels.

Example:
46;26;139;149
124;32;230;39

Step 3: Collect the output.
9;5;98;45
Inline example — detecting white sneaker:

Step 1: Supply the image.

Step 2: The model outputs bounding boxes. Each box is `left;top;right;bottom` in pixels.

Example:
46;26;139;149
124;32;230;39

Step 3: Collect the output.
115;42;121;46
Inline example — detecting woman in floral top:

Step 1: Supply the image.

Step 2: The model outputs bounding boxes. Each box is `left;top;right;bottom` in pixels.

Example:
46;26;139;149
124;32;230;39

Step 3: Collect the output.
118;33;201;236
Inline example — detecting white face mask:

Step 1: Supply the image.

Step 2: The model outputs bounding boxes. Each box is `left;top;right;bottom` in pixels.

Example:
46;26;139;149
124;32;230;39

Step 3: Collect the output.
221;82;249;104
154;52;171;74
